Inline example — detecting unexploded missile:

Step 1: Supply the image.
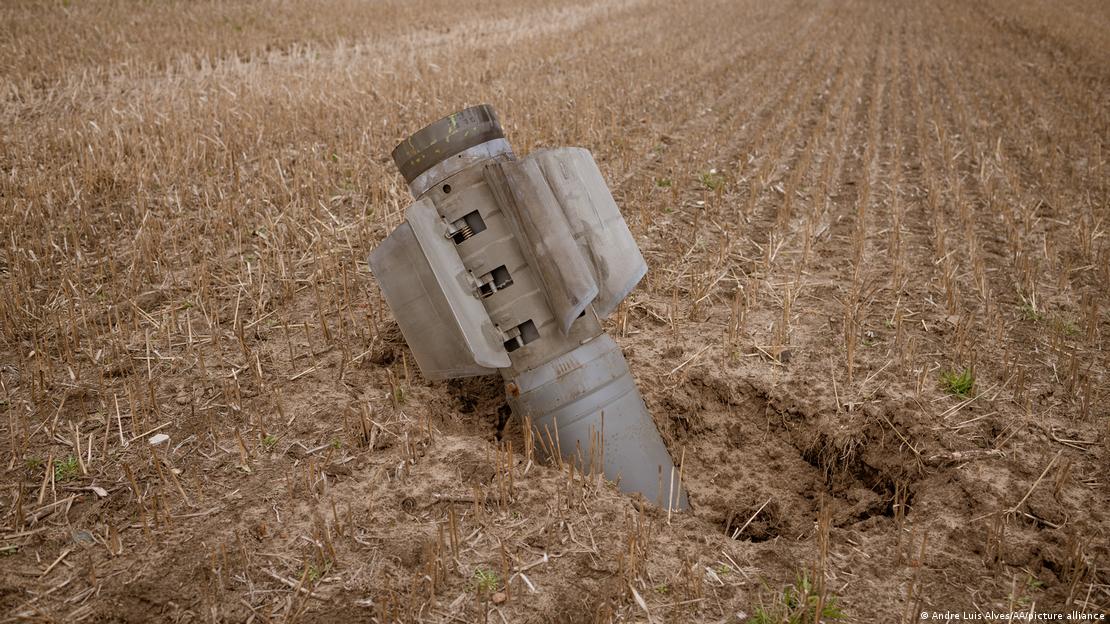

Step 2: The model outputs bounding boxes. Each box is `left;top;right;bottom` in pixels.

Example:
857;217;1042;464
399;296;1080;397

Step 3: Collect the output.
369;105;688;510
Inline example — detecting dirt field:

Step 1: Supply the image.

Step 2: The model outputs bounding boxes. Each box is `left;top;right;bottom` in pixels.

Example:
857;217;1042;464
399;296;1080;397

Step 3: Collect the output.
2;0;1108;621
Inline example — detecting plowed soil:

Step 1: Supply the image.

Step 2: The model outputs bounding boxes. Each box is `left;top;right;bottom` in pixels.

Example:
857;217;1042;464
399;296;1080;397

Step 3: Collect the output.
1;0;1107;622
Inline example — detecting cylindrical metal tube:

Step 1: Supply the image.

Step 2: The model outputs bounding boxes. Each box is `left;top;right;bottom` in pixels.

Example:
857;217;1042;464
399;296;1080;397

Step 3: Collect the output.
385;105;687;509
510;334;688;508
391;104;506;185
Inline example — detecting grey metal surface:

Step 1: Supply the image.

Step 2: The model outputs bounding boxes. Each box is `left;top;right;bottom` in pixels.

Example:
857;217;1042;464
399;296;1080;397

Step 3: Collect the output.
529;148;648;318
408;138;512;199
370;105;687;510
511;334;688;509
391;104;504;185
368;198;510;379
485;158;600;336
422;163;582;375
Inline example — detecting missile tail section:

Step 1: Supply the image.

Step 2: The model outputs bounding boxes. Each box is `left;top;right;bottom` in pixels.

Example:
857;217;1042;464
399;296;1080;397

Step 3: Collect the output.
369;105;687;510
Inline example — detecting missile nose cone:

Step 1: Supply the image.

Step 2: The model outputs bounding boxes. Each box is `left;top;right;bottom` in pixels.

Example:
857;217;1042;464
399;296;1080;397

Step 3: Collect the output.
511;334;689;510
391;104;505;184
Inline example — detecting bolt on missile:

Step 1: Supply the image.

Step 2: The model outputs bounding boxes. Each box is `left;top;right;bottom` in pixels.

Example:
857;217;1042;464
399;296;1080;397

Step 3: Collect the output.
368;105;687;510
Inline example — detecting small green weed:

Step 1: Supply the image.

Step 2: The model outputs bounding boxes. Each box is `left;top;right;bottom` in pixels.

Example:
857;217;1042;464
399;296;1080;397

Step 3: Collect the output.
306;563;325;583
750;574;844;624
55;456;79;481
940;368;974;398
262;434;278;450
700;169;725;191
472;568;500;594
1019;300;1042;322
655;177;673;188
1053;318;1080;337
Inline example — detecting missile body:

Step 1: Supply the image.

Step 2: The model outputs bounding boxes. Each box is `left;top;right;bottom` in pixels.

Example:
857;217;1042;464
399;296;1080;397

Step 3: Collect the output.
369;105;687;509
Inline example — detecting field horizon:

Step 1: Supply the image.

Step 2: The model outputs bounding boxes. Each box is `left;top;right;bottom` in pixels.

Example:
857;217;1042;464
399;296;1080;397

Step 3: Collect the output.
1;0;1108;621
